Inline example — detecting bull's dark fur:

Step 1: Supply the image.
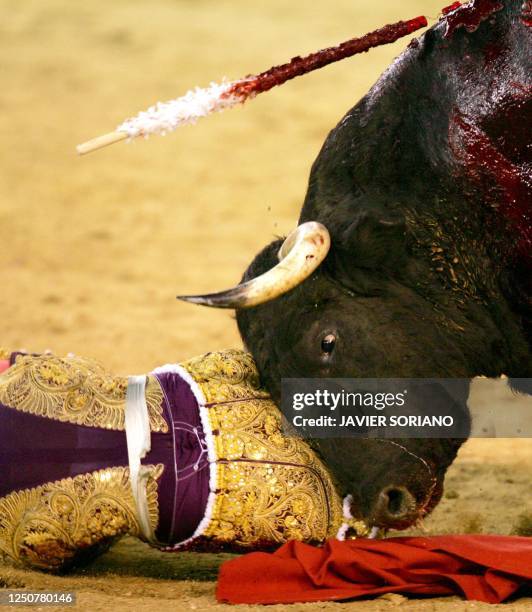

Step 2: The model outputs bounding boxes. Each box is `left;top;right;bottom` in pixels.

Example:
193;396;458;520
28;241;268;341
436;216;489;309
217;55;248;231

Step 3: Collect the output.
237;0;531;528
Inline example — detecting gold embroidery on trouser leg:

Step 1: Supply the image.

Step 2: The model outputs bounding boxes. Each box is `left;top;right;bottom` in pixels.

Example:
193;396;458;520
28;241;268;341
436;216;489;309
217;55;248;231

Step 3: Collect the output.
205;398;344;545
180;350;346;546
0;354;167;432
0;465;163;571
204;461;335;545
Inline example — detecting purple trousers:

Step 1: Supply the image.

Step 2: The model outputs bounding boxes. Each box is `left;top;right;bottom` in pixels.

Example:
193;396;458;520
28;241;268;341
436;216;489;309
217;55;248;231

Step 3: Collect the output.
0;369;210;546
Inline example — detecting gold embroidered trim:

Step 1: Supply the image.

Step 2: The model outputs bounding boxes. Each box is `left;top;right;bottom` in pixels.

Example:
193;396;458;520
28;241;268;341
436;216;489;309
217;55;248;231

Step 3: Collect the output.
210;398;317;465
0;348;9;360
181;349;269;404
205;398;344;545
0;354;168;432
0;465;163;571
205;460;339;546
181;349;344;546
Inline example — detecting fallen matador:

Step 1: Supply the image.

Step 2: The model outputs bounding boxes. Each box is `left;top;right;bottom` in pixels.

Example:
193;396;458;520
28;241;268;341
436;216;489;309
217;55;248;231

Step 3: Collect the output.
0;348;367;572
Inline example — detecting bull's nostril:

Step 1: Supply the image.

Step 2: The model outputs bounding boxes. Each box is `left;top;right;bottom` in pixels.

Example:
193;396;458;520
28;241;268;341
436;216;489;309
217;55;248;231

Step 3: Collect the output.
371;486;418;528
376;485;417;521
385;487;406;516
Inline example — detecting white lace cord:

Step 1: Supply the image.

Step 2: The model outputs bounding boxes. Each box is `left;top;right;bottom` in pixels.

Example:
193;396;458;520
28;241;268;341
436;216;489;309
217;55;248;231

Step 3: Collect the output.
336;494;354;541
336;494;380;540
125;375;157;543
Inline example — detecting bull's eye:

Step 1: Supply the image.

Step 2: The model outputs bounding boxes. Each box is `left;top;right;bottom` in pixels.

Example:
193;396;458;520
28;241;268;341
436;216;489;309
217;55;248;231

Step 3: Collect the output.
321;333;336;354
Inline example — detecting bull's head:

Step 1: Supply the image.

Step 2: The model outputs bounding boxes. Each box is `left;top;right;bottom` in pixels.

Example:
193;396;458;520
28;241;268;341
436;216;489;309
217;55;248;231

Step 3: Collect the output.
180;0;531;530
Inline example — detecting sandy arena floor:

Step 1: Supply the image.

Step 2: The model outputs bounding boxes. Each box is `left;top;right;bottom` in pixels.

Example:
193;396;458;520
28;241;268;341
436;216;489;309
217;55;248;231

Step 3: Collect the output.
0;0;530;609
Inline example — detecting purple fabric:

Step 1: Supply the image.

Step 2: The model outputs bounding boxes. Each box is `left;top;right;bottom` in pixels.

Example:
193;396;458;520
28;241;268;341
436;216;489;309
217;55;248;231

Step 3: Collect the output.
0;366;210;548
150;371;210;545
0;405;129;497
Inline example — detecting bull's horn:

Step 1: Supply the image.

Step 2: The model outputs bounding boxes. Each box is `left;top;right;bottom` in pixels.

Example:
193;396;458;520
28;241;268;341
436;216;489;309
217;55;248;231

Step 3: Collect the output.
178;221;331;309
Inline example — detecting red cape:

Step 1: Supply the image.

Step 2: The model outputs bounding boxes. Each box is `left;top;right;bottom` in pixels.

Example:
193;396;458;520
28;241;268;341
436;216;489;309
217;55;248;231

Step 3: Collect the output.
217;535;532;605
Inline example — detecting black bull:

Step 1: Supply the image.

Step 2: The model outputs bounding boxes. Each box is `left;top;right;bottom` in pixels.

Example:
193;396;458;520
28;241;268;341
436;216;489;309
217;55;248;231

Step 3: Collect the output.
192;1;532;530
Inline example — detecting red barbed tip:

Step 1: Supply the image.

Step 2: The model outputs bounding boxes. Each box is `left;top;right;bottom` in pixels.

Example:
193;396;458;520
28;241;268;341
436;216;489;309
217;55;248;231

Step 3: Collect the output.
408;16;429;30
442;2;462;16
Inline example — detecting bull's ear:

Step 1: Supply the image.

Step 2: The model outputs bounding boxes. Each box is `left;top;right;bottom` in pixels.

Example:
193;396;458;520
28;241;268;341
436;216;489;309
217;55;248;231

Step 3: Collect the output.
334;208;407;273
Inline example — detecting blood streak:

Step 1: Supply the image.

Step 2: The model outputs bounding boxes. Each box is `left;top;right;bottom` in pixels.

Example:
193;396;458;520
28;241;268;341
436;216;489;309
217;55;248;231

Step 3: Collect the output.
450;113;532;264
443;0;504;37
